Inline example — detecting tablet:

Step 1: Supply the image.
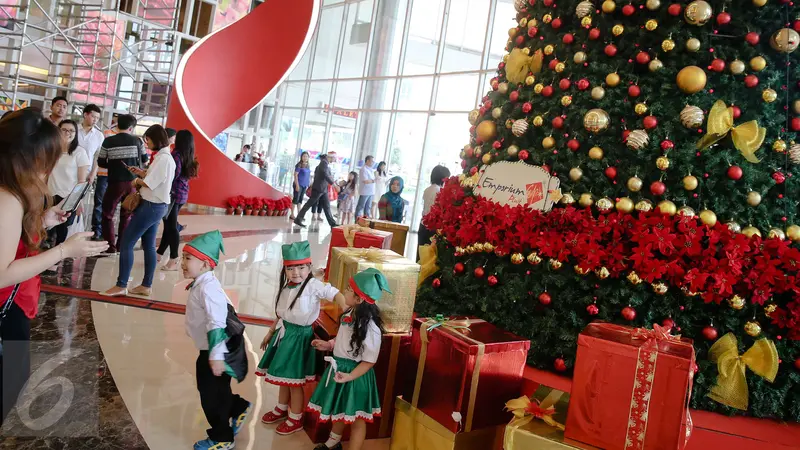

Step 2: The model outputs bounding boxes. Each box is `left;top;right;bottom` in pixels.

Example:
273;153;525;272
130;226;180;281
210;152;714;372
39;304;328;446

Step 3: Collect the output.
61;182;90;213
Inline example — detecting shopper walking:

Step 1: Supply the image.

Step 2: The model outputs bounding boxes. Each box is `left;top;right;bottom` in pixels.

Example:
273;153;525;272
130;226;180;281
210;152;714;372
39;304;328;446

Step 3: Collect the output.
294;154;337;228
157;130;198;271
290;151;311;220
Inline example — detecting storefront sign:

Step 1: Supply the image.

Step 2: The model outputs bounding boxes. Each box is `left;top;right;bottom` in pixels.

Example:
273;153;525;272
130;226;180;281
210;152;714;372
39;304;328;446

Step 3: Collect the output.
323;104;359;119
473;161;560;211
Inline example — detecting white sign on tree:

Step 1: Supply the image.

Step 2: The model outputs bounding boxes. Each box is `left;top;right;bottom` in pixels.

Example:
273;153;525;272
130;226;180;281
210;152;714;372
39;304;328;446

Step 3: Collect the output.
472;161;560;211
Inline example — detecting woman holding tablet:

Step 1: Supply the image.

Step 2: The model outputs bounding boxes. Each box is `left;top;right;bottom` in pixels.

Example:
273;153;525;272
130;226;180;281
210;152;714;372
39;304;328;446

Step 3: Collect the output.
47;119;90;245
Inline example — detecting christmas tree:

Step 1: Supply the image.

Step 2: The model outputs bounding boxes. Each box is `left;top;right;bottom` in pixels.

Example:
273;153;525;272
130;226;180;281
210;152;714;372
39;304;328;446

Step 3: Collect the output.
416;0;800;421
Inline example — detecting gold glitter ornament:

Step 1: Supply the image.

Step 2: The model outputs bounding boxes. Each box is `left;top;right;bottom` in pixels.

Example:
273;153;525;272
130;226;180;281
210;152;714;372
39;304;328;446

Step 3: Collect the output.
686;38;701;52
678;206;696;217
533;115;544;127
769;228;786;240
744;321;762;337
505;119;514;129
560;193;576;205
543;14;553;24
569;167;583;181
646;19;658;31
747;191;762;207
790;143;800;164
648;59;663;72
573;52;587;64
773;139;787;153
627;271;642;285
765;303;777;318
657;200;677;216
581;16;593;28
507;145;519;157
626;129;650;150
684;1;713;26
511;119;528;137
534;83;544;94
635;103;648;115
527;252;542;265
588;146;604;160
583;108;610;133
542;136;556;149
662;39;675;52
468;109;481;125
787;224;800;241
482;153;492;164
491;107;503;119
498;82;509;94
680;105;704;128
519;17;528;28
627;176;643;192
652;282;669;295
726;222;742;233
591;86;606;100
762;88;778;103
771;28;800;53
511;253;524;265
576;1;594;18
555;62;566;73
612;24;624;36
544;45;555;56
728;295;745;310
616;197;634;213
683;175;699;190
742;226;762;238
521;48;531;55
578;193;594;207
525;75;536;85
549;259;563;270
656;156;670;170
699;210;717;226
636;200;654;212
730;59;745;75
596;197;614;212
596;267;610;279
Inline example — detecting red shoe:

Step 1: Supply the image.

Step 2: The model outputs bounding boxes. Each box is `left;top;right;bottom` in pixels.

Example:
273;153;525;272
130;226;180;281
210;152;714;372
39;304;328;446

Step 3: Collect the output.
275;417;303;435
261;408;287;424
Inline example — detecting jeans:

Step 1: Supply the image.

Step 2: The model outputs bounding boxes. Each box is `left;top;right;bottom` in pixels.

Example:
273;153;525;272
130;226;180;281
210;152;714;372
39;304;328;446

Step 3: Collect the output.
355;194;373;218
102;180;135;252
91;175;108;237
117;200;169;288
157;201;183;260
297;189;336;226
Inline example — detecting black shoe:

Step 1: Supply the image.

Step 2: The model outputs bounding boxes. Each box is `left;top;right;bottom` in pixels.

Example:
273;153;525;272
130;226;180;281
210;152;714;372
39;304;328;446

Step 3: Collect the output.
294;219;306;228
313;443;342;450
90;235;104;242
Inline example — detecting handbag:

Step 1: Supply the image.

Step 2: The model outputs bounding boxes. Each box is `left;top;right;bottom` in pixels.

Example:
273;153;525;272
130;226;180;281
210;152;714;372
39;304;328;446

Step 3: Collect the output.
122;147;146;211
0;283;21;357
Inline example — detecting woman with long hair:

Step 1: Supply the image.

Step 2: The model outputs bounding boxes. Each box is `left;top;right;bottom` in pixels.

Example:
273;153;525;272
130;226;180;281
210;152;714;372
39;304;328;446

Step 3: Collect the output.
100;125;175;298
291;151;310;220
338;171;358;225
370;161;388;219
377;176;405;223
157;130;199;271
0;108;108;423
47;119;91;245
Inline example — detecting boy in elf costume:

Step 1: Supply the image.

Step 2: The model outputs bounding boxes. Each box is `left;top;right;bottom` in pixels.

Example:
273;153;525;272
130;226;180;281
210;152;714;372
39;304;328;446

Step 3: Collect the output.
307;268;389;450
183;231;251;450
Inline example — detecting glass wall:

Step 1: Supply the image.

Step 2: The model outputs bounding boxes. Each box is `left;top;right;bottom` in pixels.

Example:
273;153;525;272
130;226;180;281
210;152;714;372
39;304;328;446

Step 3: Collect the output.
226;0;515;230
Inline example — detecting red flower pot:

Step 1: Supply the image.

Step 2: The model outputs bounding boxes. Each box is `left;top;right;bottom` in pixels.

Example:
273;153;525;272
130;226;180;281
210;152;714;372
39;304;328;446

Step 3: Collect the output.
235;207;243;216
226;207;234;215
245;208;253;216
259;210;266;216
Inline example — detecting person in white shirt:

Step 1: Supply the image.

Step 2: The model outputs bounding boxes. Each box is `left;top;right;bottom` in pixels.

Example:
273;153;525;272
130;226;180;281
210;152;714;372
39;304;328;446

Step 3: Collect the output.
100;125;174;298
47;119;90;245
370;161;388;218
257;241;345;436
182;230;251;450
354;155;376;218
418;165;451;252
77;104;104;181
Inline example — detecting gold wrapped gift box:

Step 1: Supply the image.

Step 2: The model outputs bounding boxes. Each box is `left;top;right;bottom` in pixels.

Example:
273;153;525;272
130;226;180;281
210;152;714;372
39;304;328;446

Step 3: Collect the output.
327;247;420;333
504;420;597;450
390;397;503;450
358;217;409;256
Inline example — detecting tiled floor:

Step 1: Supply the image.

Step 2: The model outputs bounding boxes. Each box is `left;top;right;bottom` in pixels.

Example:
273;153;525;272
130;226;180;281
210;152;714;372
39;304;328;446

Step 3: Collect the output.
0;211;416;449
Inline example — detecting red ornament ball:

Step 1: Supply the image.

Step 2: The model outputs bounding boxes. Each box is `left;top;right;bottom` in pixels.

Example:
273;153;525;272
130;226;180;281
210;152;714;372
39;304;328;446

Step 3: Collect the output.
509;91;519;102
702;326;719;341
636;51;651;65
621;306;637;321
586;304;599;315
605;166;617;179
551;17;562;29
528;27;538;38
454;262;465;274
432;278;441;288
548;59;559;70
474;267;485;278
794;20;800;32
461;160;467;169
552;117;565;129
628;85;641;97
567;139;580;151
559;78;571;90
643;115;658;129
492;140;502;149
518;150;530;160
622;4;635;16
660;139;674;151
483;100;492;109
588;28;601;40
650;181;666;196
661;318;675;332
668;3;682;16
542;85;554;97
522;102;532;113
710;58;726;72
773;171;786;184
795;358;800;371
538;292;552;305
562;33;574;44
792;117;800;131
543;0;554;6
554;358;567;372
605;44;618;57
716;11;731;26
515;36;525;46
745;32;760;45
487;275;498;286
464;147;474;158
622;129;632;141
469;166;478;176
577;78;590;90
731;105;741;119
744;75;759;88
727;165;743;180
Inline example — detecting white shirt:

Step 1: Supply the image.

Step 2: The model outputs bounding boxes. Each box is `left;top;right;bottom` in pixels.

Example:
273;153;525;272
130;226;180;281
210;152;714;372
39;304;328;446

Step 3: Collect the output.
185;271;230;360
359;164;376;196
374;172;389;199
422;184;441;217
77;125;105;164
274;278;339;340
47;147;90;198
141;147;176;204
333;309;381;363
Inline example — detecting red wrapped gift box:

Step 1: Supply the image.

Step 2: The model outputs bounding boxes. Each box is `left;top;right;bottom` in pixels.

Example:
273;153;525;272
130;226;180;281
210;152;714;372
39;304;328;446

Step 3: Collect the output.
564;322;696;450
324;225;393;281
403;317;531;434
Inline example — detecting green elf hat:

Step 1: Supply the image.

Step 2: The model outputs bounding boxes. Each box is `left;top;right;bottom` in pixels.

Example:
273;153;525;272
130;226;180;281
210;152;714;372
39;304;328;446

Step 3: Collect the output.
349;268;392;304
184;230;225;268
282;241;312;266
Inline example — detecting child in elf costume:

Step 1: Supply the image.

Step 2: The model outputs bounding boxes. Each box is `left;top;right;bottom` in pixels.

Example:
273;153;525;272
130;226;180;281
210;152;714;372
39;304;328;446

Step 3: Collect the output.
183;230;252;450
256;241;345;435
307;268;389;450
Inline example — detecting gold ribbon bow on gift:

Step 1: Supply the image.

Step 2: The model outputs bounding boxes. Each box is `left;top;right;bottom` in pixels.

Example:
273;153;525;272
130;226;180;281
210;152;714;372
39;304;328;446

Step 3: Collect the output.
505;395;565;431
417;244;439;287
349;247;392;264
707;333;778;410
696;100;766;163
504;48;543;84
340;224;380;248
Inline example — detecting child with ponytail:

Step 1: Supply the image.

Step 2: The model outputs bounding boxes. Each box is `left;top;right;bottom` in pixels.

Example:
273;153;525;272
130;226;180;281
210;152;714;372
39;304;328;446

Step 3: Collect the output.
256;241;345;435
307;268;389;450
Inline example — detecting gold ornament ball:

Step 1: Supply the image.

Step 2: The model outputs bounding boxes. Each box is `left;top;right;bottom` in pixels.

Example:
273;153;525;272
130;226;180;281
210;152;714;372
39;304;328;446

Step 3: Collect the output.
589;146;604;160
626;129;650;151
544;44;555;55
774;140;788;153
498;82;509;94
555;62;566;73
616;197;634;213
482;153;492;164
728;295;746;310
519;17;528;27
507;27;517;38
511;253;525;265
507;145;519;157
569;167;583;181
527;252;542;265
579;193;594;207
468;109;481;125
636;200;654;212
627;271;643;285
574;52;587;64
583;108;610;134
744;321;762;337
543;136;556;149
542;13;553;24
602;0;616;13
646;0;661;10
627;176;643;192
561;95;572;107
684;1;713;26
491;107;503;119
771;28;800;53
794;99;800;114
786;224;800;241
596;197;614;212
656;156;670;170
676;66;707;94
635;103;649;115
591;86;606;100
657;200;677;216
730;60;745;75
680;105;704;128
596;267;611;279
765;304;778;317
750;56;767;71
727;222;742;233
678;206;696;217
763;88;778;103
612;24;624;36
474;147;482;158
649;59;664;72
606;72;620;87
753;0;767;5
560;193;576;205
525;75;536;86
686;38;701;52
505;119;514;129
699;209;717;227
521;47;531;56
581;16;593;28
742;226;762;238
662;39;675;52
476;120;497;141
747;191;762;207
533;116;544;126
683;175;699;190
769;228;786;240
645;19;658;31
534;83;544;94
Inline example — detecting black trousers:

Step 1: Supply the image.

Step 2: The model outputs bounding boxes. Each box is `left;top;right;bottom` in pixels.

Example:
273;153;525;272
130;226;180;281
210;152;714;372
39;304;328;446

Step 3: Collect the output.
196;351;249;442
48;195;78;246
157;201;183;259
297;189;336;226
417;223;434;262
1;302;31;426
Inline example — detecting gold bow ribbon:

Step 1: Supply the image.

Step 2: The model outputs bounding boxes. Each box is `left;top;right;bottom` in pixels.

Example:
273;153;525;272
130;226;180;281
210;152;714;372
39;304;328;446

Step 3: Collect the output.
707;333;778;410
697;100;766;163
341;224;378;248
504;48;543;84
418;244;439;287
349;247;393;265
504;395;565;431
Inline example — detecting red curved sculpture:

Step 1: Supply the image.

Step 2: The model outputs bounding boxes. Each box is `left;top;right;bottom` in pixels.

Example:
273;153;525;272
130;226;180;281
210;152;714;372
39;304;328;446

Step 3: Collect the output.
167;0;319;207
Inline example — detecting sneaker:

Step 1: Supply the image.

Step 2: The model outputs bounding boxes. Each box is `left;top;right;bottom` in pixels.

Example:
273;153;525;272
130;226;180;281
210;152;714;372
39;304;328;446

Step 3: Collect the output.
193;438;234;450
275;417;303;435
261;408;287;424
178;223;186;232
314;444;343;450
231;402;251;436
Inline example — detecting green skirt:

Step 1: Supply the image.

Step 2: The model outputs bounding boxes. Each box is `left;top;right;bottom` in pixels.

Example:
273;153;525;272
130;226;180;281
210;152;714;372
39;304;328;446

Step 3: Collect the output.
255;321;316;386
306;357;382;424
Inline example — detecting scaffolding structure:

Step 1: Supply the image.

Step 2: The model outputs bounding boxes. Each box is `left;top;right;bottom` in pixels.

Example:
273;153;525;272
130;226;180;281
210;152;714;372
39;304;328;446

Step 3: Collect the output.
0;0;180;126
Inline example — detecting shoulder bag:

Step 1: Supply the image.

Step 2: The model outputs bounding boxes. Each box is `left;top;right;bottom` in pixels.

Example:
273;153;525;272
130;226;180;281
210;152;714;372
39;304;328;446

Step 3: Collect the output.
122;144;146;211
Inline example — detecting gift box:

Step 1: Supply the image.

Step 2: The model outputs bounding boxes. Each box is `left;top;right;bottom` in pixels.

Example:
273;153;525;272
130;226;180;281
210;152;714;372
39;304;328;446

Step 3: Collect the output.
324;224;393;281
403;317;531;434
389;397;504;450
358;217;409;256
564;322;695;450
326;247;420;333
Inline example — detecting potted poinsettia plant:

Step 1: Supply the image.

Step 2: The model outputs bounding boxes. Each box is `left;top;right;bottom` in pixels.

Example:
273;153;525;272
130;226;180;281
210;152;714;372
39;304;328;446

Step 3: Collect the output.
232;195;246;215
244;197;256;215
226;197;237;215
258;198;267;216
281;196;292;216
